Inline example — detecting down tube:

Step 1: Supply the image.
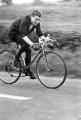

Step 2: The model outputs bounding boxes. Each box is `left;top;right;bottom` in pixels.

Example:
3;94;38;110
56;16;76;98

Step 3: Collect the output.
28;50;41;68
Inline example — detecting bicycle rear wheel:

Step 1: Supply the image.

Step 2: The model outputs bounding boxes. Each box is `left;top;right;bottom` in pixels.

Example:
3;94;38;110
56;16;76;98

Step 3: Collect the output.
0;50;21;84
36;51;67;89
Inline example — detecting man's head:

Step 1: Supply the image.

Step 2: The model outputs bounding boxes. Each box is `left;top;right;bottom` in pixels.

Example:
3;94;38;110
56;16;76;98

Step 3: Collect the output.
31;10;41;26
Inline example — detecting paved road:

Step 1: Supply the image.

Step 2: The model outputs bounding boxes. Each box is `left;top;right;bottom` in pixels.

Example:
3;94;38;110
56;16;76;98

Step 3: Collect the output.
0;77;81;120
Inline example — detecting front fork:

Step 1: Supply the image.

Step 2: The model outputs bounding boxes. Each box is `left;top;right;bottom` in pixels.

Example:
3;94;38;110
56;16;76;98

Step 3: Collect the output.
42;51;54;72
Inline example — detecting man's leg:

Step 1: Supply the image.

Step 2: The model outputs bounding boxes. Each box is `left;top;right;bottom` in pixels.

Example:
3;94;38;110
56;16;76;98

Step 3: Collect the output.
24;47;31;67
24;47;36;79
15;35;29;60
15;45;26;60
15;35;36;79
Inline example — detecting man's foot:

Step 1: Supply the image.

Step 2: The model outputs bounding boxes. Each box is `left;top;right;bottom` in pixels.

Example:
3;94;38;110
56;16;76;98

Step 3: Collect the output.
27;69;36;79
25;71;29;76
29;72;36;79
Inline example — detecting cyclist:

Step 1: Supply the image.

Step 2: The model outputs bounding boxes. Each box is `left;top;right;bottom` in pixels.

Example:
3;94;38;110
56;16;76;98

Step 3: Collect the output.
8;10;43;79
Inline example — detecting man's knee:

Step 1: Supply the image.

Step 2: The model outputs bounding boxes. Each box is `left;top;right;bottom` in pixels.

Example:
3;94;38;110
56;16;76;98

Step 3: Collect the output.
8;33;16;42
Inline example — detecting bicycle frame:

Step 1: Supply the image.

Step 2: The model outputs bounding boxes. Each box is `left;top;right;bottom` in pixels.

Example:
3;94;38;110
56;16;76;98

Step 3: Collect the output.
26;49;42;69
16;36;59;71
21;44;48;70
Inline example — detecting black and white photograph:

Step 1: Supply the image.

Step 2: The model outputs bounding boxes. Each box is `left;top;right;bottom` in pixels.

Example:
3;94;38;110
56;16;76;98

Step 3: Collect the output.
0;0;81;119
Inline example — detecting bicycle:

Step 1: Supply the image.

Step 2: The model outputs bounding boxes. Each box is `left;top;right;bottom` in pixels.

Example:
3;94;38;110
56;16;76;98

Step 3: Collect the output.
0;36;67;89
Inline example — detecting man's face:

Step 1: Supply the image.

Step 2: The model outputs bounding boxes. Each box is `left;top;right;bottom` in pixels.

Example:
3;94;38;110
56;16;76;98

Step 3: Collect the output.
31;15;40;26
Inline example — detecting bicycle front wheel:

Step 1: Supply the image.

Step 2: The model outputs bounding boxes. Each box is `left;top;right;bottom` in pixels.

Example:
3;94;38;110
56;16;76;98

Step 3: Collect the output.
36;51;67;89
0;50;21;84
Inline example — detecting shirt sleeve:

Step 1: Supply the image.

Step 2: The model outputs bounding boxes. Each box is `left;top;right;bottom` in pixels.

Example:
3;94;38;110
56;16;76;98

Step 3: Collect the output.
19;16;30;37
36;23;43;37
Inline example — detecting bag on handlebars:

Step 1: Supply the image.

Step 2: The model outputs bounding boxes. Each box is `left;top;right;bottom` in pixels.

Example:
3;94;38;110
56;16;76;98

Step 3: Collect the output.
47;39;58;49
47;43;54;49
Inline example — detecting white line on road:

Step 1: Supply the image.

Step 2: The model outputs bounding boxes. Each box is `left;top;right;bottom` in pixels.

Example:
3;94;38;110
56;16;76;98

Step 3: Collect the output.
0;94;33;100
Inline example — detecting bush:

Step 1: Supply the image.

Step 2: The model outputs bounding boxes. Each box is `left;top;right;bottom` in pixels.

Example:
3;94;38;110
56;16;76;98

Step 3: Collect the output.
0;25;11;44
1;0;12;5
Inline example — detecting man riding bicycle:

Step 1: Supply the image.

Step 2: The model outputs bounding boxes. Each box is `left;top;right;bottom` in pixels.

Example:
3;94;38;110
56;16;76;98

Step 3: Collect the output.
8;10;43;79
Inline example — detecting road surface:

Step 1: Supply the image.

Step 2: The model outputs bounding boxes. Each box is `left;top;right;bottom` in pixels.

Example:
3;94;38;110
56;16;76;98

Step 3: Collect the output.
0;77;81;120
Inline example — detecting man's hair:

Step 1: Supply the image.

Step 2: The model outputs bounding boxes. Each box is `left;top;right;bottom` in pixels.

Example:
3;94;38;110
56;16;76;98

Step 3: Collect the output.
31;10;41;17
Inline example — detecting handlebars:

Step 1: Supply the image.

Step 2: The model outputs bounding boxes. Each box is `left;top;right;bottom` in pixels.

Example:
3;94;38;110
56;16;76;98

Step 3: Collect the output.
31;35;59;51
39;35;59;49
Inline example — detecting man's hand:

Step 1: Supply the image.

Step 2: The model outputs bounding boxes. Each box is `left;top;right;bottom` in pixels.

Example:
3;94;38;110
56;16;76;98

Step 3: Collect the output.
32;43;41;51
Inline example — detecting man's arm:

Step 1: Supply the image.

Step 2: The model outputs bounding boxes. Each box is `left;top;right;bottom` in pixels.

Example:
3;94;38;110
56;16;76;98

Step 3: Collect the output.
23;36;34;46
23;36;40;51
36;23;43;37
19;16;30;37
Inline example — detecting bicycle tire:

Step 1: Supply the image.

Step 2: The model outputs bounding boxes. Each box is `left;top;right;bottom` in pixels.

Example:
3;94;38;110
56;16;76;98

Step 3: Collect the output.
0;49;21;84
36;51;67;89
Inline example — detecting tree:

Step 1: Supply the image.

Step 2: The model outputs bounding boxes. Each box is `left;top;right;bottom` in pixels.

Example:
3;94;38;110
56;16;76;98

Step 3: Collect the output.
33;0;44;5
1;0;12;5
64;0;71;1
